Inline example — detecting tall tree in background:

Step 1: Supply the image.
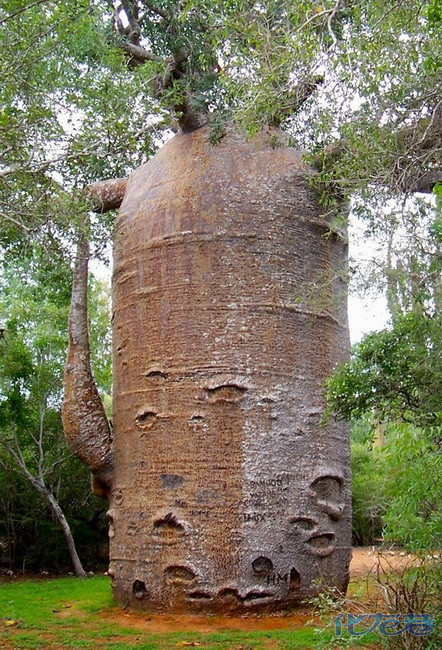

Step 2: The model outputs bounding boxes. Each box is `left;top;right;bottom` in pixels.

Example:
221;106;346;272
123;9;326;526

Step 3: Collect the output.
0;249;112;573
0;253;87;575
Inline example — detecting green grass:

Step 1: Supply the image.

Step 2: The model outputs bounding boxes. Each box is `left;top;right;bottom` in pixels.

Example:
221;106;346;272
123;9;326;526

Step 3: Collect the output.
0;577;377;649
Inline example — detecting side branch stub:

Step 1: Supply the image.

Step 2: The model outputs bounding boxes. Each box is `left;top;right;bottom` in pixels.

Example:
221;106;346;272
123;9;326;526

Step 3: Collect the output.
87;178;128;213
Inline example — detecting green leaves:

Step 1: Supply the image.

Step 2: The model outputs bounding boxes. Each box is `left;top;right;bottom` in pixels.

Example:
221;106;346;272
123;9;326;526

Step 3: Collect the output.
427;0;442;25
382;422;442;551
0;0;159;256
327;311;442;425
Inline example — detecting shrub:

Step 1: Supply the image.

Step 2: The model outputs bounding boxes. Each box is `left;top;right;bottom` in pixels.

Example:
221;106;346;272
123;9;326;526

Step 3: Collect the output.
351;441;386;545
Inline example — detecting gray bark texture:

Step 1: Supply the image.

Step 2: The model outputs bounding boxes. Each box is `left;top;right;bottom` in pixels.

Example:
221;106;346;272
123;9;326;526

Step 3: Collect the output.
62;232;114;499
107;126;351;612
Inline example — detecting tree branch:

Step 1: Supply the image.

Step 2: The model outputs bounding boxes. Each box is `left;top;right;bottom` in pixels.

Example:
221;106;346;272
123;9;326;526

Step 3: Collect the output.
0;0;49;25
37;404;45;480
62;229;114;499
327;0;344;48
0;148;103;179
0;123;153;179
44;452;74;479
415;98;442;149
118;40;161;64
142;1;171;20
0;214;31;233
407;170;442;194
87;177;128;213
298;7;337;32
271;75;324;125
313;105;442;195
119;0;141;44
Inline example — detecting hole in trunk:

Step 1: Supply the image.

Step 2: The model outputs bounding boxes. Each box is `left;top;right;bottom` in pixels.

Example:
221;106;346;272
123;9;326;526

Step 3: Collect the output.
290;517;317;532
188;591;212;600
132;579;148;599
189;413;204;421
243;591;274;602
135;409;158;430
289;568;301;589
310;476;342;502
218;588;242;602
153;513;184;532
252;556;273;574
306;533;335;556
145;370;168;379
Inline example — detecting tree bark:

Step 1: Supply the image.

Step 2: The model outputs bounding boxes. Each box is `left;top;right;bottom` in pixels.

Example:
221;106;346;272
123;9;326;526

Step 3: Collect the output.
62;231;114;499
87;178;128;213
46;491;87;578
109;126;352;613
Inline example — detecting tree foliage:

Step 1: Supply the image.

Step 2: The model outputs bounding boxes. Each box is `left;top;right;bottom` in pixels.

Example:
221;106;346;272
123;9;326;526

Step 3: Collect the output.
327;227;442;552
0;0;158;254
381;421;442;551
0;249;110;572
327;311;442;425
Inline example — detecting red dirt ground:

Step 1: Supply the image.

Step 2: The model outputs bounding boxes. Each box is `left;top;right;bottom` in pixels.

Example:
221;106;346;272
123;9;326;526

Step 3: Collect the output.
97;546;428;633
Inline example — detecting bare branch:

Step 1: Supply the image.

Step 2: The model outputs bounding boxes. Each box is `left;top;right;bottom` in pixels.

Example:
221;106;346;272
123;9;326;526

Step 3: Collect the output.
37;405;45;480
298;7;336;32
142;1;171;20
414;99;442;149
0;214;31;233
5;443;24;472
327;0;344;48
44;452;75;478
119;40;161;64
273;75;324;124
6;432;28;475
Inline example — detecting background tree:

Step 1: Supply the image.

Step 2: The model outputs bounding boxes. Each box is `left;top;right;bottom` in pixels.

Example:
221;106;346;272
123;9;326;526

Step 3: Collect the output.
0;248;111;573
326;192;442;551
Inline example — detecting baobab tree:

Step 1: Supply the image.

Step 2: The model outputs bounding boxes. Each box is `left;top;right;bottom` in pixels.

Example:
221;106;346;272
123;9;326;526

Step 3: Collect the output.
1;0;440;611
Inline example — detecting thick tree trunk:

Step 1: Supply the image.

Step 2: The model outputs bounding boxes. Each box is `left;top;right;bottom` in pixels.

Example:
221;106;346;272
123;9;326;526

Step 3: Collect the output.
62;231;114;499
109;126;352;613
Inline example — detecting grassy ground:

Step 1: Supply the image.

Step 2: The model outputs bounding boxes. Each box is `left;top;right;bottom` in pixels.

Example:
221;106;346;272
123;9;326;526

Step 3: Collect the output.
0;576;378;649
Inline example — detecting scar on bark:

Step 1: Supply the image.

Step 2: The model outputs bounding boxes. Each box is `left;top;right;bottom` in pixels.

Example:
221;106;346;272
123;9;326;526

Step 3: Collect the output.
62;230;114;499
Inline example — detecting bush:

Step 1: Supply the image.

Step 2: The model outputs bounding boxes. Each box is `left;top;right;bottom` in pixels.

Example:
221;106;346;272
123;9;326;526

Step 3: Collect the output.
375;556;441;650
351;441;386;545
381;422;442;552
